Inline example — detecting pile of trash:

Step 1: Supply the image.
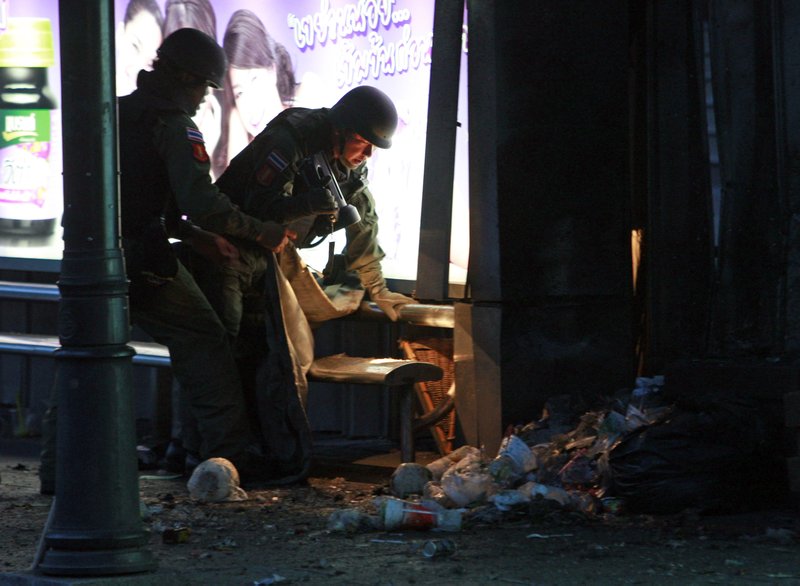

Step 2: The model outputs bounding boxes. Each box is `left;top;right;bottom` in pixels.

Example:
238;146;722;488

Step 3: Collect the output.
328;375;787;532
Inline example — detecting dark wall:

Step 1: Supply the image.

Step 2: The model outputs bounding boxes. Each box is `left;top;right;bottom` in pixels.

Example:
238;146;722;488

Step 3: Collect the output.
466;0;635;425
708;0;800;358
637;0;715;372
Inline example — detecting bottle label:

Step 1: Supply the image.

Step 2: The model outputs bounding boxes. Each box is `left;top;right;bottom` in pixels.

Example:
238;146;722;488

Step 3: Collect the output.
399;504;437;529
382;497;438;530
0;108;55;221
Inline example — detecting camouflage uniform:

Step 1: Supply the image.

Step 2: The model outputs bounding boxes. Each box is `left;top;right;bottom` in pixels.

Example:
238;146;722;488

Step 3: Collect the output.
213;107;387;336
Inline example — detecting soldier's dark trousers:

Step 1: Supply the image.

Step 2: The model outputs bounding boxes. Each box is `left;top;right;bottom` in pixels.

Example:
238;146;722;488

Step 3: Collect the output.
40;262;252;492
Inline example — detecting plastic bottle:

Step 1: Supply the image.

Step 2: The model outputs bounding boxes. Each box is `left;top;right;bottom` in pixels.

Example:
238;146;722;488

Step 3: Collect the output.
378;496;462;532
0;18;60;236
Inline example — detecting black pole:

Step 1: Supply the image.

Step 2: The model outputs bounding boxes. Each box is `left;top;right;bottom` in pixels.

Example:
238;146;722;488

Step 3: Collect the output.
37;0;156;576
415;0;465;301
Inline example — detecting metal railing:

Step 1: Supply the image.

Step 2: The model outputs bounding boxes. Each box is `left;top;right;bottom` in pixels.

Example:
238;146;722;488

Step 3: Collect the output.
0;281;454;366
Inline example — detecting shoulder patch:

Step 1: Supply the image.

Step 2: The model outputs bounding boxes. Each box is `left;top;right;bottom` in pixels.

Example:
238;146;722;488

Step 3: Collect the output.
256;163;276;186
266;150;289;172
255;150;289;186
186;127;205;143
192;143;209;162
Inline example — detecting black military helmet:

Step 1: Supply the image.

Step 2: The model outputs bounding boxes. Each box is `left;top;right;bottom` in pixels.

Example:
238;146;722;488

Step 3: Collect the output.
157;28;227;89
329;85;398;149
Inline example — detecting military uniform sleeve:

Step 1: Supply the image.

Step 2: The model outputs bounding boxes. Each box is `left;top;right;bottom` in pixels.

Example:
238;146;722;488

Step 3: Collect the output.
153;112;265;241
342;172;386;289
233;123;308;223
342;168;418;320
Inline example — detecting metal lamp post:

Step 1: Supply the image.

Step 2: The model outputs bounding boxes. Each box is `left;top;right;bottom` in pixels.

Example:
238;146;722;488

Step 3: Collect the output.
37;0;156;576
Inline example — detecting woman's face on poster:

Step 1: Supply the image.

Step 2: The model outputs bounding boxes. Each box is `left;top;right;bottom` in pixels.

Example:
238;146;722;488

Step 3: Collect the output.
229;66;284;137
117;10;162;94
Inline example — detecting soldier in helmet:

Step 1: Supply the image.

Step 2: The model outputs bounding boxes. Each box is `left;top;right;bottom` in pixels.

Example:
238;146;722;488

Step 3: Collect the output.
211;84;418;337
163;85;418;483
117;29;295;479
41;28;293;492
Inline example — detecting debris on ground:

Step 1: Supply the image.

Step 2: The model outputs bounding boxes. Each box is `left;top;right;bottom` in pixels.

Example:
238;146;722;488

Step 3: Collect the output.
324;374;794;532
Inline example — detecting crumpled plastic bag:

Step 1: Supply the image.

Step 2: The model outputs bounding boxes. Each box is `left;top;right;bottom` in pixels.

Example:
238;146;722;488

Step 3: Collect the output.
440;452;494;507
187;457;248;502
426;445;482;481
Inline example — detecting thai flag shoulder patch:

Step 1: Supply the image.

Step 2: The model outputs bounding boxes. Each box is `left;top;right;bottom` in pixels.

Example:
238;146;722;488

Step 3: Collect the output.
256;150;289;186
186;127;205;143
266;150;288;172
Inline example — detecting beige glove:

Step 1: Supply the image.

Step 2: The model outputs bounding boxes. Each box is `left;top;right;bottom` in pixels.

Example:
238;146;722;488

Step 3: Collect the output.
359;265;418;321
370;286;418;321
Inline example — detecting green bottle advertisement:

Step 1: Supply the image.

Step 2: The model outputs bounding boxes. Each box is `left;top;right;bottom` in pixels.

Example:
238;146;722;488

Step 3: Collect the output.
0;18;60;236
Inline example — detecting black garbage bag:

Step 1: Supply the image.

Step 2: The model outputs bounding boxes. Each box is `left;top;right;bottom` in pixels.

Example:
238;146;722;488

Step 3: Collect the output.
606;396;784;514
234;254;313;485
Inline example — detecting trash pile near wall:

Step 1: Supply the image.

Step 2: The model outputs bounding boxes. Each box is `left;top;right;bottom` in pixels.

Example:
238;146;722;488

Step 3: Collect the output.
328;376;789;533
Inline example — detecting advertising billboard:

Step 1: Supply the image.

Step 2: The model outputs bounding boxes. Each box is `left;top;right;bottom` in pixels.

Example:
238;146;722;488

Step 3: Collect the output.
0;0;63;267
0;0;468;285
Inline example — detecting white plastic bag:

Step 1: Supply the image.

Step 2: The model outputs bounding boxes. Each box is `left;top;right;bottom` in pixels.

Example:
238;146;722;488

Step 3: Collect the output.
187;457;248;502
440;452;493;507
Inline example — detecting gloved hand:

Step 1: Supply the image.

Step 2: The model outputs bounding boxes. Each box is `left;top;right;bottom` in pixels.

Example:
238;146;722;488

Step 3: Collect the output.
273;180;338;222
370;286;419;321
297;186;337;215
